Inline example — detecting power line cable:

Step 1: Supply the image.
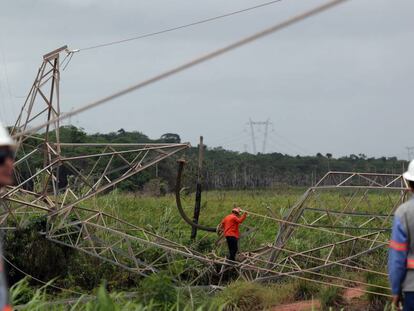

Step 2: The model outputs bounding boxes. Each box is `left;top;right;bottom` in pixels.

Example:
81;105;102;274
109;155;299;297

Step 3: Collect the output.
270;130;309;154
2;256;84;296
78;0;284;51
12;0;350;140
267;132;306;155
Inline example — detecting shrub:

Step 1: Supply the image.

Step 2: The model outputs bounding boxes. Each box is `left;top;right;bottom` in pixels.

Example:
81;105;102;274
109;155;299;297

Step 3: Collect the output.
139;272;176;307
4;217;72;285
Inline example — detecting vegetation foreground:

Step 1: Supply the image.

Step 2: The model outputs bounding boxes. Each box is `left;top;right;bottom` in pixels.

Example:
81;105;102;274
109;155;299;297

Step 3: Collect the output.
5;190;395;310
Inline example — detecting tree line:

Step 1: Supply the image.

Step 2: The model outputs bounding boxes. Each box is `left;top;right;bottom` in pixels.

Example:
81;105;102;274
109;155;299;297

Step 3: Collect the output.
17;126;407;192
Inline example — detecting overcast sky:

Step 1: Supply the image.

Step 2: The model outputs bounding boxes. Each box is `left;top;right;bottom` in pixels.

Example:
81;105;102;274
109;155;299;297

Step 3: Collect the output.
0;0;413;158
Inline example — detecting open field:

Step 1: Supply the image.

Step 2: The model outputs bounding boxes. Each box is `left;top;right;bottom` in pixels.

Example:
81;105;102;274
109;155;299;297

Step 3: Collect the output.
4;189;396;310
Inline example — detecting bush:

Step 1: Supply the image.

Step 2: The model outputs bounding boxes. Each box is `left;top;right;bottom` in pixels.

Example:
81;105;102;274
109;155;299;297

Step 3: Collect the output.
139;272;176;307
4;217;72;285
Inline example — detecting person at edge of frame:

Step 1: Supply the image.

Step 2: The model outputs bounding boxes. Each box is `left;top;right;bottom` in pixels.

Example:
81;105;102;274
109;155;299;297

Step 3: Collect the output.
389;160;414;311
219;207;248;262
0;123;15;311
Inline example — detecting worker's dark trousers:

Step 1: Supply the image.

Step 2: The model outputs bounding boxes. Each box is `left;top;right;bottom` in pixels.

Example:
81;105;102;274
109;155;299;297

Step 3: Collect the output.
404;292;414;311
226;236;238;261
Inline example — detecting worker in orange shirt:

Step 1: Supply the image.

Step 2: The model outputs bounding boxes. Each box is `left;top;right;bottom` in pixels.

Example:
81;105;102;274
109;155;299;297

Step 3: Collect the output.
220;207;247;261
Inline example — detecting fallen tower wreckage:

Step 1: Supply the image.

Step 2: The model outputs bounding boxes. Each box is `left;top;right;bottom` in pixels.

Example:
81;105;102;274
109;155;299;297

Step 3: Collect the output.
0;47;405;296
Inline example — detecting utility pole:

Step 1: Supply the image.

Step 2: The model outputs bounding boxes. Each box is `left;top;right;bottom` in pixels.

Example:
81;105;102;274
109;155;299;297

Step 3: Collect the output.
191;136;204;240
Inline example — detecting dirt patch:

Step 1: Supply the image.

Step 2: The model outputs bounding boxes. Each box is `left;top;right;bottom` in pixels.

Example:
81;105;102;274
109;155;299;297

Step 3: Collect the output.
272;287;365;311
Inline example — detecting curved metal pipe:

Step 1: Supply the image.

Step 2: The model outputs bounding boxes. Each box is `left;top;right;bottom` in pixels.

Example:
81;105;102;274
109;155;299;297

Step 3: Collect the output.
175;160;216;232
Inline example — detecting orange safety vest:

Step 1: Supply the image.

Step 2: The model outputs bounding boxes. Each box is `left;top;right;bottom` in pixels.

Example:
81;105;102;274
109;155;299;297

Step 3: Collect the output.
221;213;247;239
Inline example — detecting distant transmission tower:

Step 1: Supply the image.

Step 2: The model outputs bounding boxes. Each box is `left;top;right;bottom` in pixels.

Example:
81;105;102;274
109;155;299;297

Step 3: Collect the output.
247;118;272;154
406;146;414;160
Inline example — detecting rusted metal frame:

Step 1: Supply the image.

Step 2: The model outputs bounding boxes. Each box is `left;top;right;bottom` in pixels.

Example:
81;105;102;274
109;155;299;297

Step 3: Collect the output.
17;62;47;143
385;176;405;188
48;145;187;219
336;173;357;187
328;171;401;179
308;213;327;225
303;207;391;218
254;243;387;283
369;232;382;249
78;222;100;256
275;230;386;265
331;187;363;226
350;187;373;215
39;168;55;199
308;189;335;226
358;217;377;228
118;150;144;173
56;143;189;147
1;160;59;199
48;221;204;275
43;46;68;60
314;172;404;188
48;237;149;277
85;146;110;180
53;56;61;156
59;145;173;161
313;185;406;191
357;174;388;188
107;146;132;167
267;189;314;266
60;160;97;193
186;265;212;287
49;220;212;264
314;172;332;187
121;149;149;176
37;71;54;88
382;191;407;227
14;148;40;167
25;107;50;125
53;206;192;252
257;242;388;276
143;252;169;273
84;154;115;197
12;75;38;133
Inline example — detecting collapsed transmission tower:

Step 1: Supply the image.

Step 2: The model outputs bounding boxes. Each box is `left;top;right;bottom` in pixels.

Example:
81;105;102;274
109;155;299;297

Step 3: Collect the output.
1;46;193;276
0;46;406;296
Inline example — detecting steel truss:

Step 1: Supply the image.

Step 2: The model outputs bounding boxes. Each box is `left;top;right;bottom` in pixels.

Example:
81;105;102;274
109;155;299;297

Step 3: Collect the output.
1;47;196;281
245;172;408;289
1;46;406;296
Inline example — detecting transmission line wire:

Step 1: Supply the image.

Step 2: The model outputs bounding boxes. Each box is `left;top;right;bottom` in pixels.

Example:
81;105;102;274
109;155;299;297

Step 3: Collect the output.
12;0;350;140
2;256;85;296
78;0;284;51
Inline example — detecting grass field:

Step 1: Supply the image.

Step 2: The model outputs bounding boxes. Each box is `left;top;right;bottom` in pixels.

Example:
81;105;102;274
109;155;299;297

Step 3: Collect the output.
6;188;397;310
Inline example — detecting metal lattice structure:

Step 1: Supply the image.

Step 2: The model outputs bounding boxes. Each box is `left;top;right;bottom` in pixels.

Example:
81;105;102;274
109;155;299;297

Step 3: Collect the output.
0;46;405;297
0;47;195;278
235;172;408;292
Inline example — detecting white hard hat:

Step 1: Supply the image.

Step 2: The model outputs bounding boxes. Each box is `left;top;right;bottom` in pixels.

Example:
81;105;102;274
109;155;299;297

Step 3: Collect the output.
0;123;14;147
404;160;414;182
